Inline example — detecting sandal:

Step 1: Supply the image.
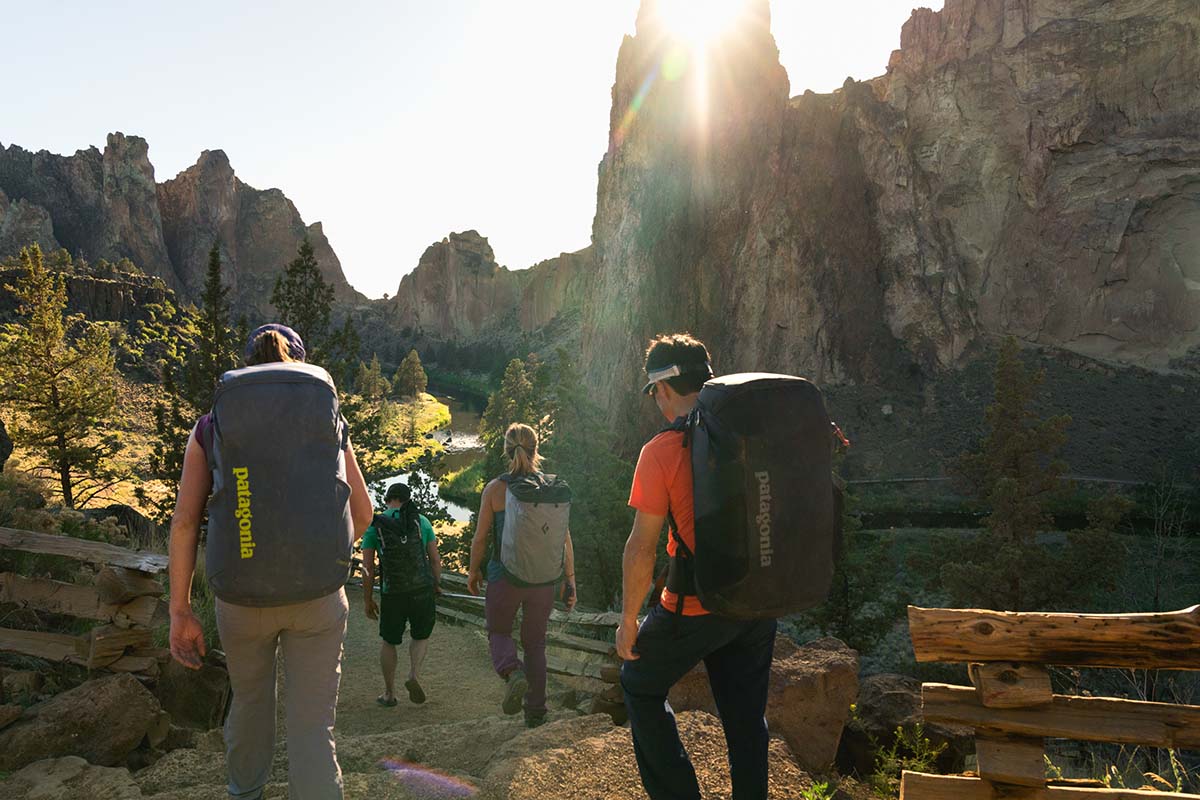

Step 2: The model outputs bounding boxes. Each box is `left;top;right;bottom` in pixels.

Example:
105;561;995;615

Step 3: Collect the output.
405;678;426;704
376;694;398;707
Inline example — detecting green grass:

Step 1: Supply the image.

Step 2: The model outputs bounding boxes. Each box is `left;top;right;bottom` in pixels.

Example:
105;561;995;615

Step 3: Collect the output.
438;460;485;507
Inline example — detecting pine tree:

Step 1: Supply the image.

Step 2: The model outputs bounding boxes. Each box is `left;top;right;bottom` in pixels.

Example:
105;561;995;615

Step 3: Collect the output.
355;353;390;402
325;316;361;391
393;348;428;399
0;245;123;507
943;337;1074;610
183;244;237;412
271;237;333;357
479;356;549;477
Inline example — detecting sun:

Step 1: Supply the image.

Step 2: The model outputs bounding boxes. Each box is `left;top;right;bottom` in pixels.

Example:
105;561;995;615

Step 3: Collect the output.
653;0;750;51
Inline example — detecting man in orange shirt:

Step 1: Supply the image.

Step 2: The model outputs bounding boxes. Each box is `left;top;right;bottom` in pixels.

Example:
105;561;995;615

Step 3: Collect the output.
616;333;778;800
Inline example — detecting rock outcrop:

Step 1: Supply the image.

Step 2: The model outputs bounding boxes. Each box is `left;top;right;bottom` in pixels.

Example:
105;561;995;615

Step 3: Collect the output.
0;134;175;287
0;134;360;312
157;150;360;311
0;264;173;328
580;0;1200;441
0;757;144;800
668;636;859;772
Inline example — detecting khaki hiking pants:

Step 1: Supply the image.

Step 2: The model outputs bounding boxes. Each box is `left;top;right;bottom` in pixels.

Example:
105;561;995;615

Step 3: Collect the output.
216;588;349;800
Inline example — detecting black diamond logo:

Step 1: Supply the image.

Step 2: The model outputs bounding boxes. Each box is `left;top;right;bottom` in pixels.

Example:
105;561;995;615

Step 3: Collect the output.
541;523;550;536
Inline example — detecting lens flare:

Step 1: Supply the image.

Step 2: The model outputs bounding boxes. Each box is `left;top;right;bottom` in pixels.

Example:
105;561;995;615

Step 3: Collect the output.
654;0;749;50
380;758;478;798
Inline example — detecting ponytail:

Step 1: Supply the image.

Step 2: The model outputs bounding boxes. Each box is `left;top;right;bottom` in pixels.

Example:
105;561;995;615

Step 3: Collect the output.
246;330;296;366
503;423;542;475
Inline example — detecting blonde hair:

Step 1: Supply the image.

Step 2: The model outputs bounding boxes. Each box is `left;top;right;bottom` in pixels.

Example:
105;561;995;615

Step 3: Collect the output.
503;423;542;476
246;330;296;366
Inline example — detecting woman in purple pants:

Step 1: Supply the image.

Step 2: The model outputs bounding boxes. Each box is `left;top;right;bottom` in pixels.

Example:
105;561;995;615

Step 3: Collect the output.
467;422;577;728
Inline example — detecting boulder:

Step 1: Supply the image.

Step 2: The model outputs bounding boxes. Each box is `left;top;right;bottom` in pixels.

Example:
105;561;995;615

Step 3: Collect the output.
153;659;231;731
0;756;143;800
0;673;162;771
2;670;45;703
0;703;22;730
836;673;974;778
668;636;859;772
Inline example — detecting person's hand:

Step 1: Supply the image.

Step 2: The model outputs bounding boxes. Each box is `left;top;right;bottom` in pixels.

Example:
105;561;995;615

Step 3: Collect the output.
364;594;379;620
615;618;639;661
467;568;484;596
169;609;207;670
434;582;444;596
563;578;578;612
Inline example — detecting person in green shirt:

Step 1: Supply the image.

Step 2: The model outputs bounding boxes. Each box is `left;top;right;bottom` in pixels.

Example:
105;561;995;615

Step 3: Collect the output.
362;482;441;706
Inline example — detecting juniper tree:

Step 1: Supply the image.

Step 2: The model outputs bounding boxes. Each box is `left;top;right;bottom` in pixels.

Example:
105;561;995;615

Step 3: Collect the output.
271;237;333;356
183;244;237;411
0;245;123;507
355;353;390;402
393;349;428;399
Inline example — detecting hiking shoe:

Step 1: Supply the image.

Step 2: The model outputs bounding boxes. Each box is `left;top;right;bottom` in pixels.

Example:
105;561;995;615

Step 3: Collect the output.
405;678;426;704
524;711;546;729
376;694;398;708
502;670;528;715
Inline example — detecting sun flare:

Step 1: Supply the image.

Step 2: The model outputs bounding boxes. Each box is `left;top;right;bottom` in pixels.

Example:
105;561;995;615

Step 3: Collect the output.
654;0;750;51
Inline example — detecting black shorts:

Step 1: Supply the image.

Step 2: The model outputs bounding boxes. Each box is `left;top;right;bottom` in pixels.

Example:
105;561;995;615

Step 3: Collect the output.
379;590;436;645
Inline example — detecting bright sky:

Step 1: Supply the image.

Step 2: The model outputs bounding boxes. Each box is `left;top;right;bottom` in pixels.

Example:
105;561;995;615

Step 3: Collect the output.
1;1;941;299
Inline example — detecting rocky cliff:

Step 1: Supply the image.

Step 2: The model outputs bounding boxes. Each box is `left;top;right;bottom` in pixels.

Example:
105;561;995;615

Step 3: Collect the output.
0;135;360;313
579;0;1200;438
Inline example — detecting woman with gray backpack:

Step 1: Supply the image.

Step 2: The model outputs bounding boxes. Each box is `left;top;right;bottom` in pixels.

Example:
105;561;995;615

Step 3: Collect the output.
168;323;374;800
467;422;577;728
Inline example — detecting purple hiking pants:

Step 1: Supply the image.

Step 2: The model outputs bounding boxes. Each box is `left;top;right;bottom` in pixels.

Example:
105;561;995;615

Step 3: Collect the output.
484;575;556;715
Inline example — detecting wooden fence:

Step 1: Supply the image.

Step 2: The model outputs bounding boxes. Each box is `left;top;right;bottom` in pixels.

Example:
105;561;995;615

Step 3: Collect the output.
0;526;170;679
901;604;1200;799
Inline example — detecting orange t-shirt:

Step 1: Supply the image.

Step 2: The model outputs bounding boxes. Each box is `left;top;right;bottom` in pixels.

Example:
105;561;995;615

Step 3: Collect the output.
628;430;708;616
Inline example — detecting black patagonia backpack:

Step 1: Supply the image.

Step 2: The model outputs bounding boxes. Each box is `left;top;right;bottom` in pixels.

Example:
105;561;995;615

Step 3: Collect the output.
374;505;433;594
665;373;844;619
204;362;354;606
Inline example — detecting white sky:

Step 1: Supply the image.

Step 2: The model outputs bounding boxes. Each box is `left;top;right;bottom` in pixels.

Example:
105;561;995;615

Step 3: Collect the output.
1;1;941;298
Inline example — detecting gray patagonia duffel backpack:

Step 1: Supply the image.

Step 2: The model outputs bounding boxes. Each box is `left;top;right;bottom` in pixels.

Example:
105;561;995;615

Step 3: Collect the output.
665;373;842;619
203;362;354;606
499;472;571;586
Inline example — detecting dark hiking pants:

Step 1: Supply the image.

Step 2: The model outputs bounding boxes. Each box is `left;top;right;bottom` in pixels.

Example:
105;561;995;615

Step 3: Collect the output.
620;604;777;800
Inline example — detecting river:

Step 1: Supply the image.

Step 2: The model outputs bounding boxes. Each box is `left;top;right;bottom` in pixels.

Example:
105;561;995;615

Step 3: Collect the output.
376;389;486;522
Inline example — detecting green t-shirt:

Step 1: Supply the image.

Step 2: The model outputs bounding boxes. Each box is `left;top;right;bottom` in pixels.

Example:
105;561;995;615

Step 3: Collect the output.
361;508;436;593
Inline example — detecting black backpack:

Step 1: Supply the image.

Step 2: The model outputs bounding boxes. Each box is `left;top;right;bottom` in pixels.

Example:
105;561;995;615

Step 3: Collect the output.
664;373;843;619
374;505;433;594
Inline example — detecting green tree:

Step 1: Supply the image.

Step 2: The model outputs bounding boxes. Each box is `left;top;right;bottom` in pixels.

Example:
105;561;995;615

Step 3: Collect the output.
393;348;429;399
355;353;390;402
0;245;123;507
183;244;237;412
325;316;361;391
943;338;1077;611
479;355;549;478
271;237;333;356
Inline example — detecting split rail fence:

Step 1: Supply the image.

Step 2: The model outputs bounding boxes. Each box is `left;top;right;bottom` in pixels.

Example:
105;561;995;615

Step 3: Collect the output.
901;604;1200;799
0;526;170;680
433;571;627;716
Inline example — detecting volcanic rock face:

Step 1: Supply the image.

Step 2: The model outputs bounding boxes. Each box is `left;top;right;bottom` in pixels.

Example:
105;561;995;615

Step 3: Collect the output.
581;0;1200;436
157;151;360;312
0;134;174;287
0;135;359;312
384;230;591;342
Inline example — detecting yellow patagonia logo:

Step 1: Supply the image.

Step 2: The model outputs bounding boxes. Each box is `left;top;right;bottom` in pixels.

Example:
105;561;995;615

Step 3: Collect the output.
233;467;255;559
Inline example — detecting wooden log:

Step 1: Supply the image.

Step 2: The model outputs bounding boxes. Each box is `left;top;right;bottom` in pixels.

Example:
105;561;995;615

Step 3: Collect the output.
439;572;622;627
970;663;1053;709
922;683;1200;750
0;573;164;628
434;599;615;656
0;627;79;662
545;645;615;680
75;624;153;669
907;605;1200;670
899;771;1198;799
975;734;1046;787
0;527;168;574
95;566;163;605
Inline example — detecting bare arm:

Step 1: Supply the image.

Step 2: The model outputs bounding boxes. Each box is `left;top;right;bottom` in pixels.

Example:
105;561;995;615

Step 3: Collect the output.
562;531;577;610
168;430;213;669
344;441;373;537
615;510;666;660
362;546;378;618
467;480;500;595
427;538;442;591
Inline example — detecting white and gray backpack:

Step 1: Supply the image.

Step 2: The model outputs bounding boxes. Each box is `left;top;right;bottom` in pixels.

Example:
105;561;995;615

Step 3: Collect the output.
203;362;354;606
499;472;571;586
